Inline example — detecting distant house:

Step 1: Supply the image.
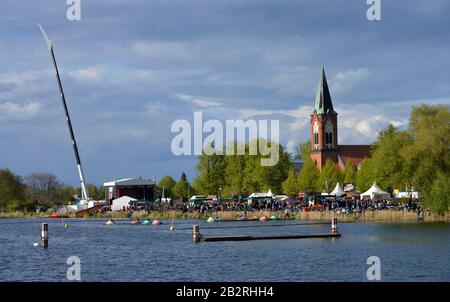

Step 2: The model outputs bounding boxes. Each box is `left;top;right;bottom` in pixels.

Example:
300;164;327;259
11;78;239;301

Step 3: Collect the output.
103;177;156;202
309;67;371;170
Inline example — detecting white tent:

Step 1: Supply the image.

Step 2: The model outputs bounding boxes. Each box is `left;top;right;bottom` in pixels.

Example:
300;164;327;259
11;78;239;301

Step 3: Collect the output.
248;189;274;199
330;183;344;196
360;182;390;200
111;196;137;211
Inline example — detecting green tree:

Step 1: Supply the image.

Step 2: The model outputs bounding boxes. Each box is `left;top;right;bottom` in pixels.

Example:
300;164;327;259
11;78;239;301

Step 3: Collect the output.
282;168;299;195
317;159;340;193
402;104;450;189
158;175;176;197
173;172;193;199
356;158;375;192
0;169;25;212
295;141;311;160
423;173;449;216
86;183;105;200
55;185;78;205
224;142;246;196
298;158;319;192
192;143;227;195
242;139;291;194
343;160;356;184
370;125;413;191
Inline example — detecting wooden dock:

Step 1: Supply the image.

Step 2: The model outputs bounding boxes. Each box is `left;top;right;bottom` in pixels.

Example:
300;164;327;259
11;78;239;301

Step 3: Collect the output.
192;218;341;243
199;233;341;242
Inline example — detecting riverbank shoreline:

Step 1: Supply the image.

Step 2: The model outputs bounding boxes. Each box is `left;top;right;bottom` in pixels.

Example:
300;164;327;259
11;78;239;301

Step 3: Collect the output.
0;210;448;222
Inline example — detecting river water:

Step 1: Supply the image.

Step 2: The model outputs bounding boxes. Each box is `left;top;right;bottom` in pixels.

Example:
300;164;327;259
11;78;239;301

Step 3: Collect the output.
0;218;448;281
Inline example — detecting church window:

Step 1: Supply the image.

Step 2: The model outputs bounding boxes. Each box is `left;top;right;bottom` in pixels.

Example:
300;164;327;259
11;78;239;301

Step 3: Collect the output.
325;120;334;148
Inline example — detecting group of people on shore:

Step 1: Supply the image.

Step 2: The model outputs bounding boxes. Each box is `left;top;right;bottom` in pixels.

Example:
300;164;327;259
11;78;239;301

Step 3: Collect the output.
113;197;424;216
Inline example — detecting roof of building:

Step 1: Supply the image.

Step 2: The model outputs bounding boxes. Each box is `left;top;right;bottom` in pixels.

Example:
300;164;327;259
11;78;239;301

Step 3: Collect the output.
314;67;337;115
104;177;156;187
338;145;371;167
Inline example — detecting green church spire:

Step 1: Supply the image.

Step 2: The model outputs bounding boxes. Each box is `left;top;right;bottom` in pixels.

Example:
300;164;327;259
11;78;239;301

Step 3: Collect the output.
314;67;337;115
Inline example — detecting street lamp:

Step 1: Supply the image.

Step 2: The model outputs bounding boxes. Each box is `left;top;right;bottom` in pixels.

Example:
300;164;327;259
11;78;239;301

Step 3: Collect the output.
218;187;222;202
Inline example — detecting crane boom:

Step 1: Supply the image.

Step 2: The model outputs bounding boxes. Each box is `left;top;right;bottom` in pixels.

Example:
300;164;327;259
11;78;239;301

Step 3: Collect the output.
37;22;89;201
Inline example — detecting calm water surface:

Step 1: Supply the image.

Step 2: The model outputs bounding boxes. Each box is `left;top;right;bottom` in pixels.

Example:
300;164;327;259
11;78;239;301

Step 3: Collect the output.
0;218;448;281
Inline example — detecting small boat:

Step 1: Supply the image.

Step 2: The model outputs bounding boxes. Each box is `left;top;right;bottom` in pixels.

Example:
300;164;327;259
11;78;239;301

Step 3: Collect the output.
207;217;215;223
152;219;162;225
142;220;151;225
269;215;280;221
49;213;69;219
259;216;268;222
130;220;141;225
105;219;116;225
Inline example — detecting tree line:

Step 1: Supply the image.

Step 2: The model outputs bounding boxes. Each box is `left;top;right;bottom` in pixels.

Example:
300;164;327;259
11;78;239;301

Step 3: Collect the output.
0;171;105;212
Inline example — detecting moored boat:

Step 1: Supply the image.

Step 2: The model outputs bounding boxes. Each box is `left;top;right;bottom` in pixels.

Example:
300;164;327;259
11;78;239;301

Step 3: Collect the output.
49;212;69;219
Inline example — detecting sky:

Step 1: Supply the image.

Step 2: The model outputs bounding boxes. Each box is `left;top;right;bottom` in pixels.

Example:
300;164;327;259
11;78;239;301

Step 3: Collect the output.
0;0;449;186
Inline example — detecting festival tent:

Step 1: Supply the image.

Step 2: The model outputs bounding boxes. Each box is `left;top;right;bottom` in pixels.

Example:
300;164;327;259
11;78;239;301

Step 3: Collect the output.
248;189;274;199
248;189;275;205
330;183;344;196
111;196;137;211
360;182;390;200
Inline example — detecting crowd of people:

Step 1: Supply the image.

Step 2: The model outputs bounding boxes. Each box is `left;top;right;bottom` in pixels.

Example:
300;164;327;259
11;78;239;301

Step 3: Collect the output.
110;197;425;217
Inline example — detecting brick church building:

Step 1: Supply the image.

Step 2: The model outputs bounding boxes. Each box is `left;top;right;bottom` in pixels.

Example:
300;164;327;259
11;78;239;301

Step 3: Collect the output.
310;67;371;171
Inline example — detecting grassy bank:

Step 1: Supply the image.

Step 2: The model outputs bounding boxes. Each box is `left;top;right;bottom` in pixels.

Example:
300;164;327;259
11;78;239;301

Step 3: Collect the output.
200;210;450;222
1;210;449;222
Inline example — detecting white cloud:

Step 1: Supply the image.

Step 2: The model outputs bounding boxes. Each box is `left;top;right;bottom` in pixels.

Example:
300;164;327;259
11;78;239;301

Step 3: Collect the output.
330;68;370;95
0;102;42;121
0;70;52;85
131;41;192;61
69;65;110;81
175;94;222;108
337;103;409;144
238;108;278;118
238;105;313;132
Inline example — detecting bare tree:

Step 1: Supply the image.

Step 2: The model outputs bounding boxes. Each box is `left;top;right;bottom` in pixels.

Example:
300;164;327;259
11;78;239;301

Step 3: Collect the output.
25;173;62;206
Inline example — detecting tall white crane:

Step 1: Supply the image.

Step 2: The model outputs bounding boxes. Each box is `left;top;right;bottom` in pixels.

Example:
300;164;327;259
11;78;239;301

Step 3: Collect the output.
37;22;89;201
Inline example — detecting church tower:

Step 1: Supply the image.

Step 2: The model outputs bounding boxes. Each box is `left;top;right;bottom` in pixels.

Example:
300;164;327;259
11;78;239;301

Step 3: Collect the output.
310;67;339;171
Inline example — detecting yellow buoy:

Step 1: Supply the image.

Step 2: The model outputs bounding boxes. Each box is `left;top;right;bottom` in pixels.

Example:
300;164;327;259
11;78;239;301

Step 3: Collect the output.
169;225;175;231
64;224;69;228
